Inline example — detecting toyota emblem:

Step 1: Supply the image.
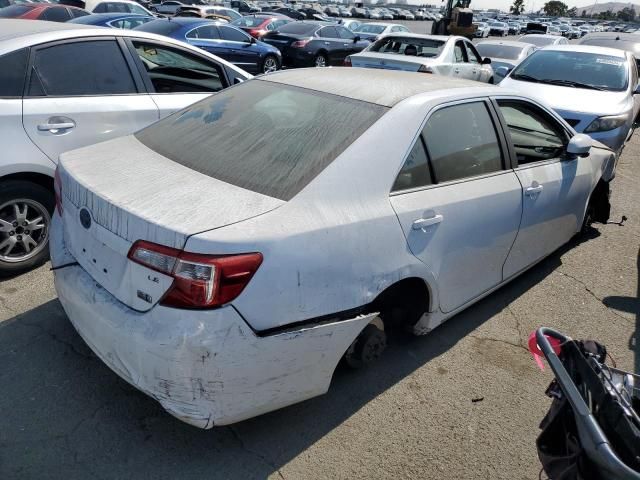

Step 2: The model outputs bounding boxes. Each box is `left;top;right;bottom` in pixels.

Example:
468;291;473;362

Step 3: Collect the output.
79;208;92;230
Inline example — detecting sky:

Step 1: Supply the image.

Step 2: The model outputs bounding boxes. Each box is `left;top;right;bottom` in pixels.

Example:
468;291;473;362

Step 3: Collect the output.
419;0;640;13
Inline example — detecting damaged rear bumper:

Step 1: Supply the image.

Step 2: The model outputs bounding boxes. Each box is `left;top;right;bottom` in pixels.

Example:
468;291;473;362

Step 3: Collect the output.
50;216;375;427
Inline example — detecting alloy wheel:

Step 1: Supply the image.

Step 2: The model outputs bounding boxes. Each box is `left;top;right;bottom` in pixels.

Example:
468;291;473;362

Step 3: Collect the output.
0;199;50;263
315;55;327;67
263;56;278;73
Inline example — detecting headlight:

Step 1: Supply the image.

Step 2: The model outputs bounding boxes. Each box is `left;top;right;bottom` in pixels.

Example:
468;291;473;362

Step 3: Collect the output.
584;114;629;133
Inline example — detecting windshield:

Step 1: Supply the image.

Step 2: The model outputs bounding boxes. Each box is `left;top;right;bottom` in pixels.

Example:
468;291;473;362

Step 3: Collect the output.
476;43;522;60
135;81;387;200
232;16;266;27
134;19;182;35
357;24;385;34
521;36;554;46
369;36;445;57
511;50;628;91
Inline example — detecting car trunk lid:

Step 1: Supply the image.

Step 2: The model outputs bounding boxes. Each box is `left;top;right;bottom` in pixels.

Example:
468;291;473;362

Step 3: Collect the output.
58;135;283;310
350;52;435;72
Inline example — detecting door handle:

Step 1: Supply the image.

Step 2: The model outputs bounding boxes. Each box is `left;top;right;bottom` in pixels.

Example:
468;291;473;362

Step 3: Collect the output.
525;185;544;196
454;68;460;74
324;42;330;45
412;215;443;230
37;117;75;134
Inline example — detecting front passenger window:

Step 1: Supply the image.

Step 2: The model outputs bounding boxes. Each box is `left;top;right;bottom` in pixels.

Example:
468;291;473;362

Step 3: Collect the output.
497;101;567;165
132;40;226;93
424;102;503;183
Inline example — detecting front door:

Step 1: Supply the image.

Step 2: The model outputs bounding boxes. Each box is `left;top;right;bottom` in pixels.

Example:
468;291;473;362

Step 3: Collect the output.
497;99;594;279
390;100;522;313
218;25;262;73
22;38;158;164
127;39;225;118
452;40;471;79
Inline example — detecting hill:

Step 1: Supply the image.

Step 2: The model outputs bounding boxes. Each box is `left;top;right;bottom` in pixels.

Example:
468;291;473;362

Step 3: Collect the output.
576;1;640;15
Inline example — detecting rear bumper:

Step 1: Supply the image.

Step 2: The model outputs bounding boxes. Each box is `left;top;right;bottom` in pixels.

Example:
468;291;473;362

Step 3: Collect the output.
50;214;373;427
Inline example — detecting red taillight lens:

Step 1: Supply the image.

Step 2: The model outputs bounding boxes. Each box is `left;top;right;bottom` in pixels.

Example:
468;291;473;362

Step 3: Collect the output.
343;56;352;66
291;38;311;48
54;166;63;215
128;240;262;309
249;28;267;37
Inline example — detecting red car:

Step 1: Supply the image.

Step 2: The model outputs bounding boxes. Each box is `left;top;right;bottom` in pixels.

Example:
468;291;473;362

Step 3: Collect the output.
0;3;90;22
231;14;291;39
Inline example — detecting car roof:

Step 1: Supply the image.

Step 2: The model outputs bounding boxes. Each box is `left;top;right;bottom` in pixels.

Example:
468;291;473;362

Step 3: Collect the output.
74;12;150;19
260;68;495;107
521;34;558;38
0;19;90;42
542;43;627;57
149;17;225;26
370;32;461;42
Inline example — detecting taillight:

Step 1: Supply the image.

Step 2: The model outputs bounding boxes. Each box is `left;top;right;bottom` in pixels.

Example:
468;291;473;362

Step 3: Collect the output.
418;65;433;74
248;28;266;37
128;240;263;309
343;56;352;66
54;165;63;215
291;38;311;48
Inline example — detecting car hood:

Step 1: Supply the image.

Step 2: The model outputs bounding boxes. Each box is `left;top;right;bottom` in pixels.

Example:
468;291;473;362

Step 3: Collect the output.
499;77;630;115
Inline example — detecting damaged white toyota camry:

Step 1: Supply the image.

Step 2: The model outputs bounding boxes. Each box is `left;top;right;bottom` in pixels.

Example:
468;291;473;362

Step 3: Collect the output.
51;68;614;428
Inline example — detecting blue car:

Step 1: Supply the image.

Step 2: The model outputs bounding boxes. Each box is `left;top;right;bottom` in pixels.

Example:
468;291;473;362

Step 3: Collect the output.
68;12;154;29
134;18;282;74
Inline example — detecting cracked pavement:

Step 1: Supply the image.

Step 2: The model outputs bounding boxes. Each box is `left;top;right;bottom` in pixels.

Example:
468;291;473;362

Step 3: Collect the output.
1;134;638;479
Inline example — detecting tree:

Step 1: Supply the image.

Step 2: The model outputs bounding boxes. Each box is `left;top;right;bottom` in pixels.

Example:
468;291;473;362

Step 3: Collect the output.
581;9;587;17
568;6;577;16
543;0;568;16
510;0;525;15
617;6;636;21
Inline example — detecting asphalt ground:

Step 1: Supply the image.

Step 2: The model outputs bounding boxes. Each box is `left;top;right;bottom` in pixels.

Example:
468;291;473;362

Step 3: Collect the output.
0;40;638;480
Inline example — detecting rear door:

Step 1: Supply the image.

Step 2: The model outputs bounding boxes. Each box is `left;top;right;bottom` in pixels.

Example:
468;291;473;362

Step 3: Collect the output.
452;40;471;79
317;26;343;64
496;98;593;279
126;38;229;118
389;99;522;313
22;38;158;165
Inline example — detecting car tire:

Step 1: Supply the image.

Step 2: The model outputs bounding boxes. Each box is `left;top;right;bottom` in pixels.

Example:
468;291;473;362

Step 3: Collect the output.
261;54;279;74
0;180;54;278
313;52;328;67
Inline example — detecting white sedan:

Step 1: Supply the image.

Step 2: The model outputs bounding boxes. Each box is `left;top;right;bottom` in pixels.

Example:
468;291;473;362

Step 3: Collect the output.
52;69;614;427
347;33;495;83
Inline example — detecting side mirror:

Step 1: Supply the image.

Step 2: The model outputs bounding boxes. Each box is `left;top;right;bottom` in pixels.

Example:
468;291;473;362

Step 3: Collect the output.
353;35;360;42
481;57;491;65
566;133;593;158
495;66;511;77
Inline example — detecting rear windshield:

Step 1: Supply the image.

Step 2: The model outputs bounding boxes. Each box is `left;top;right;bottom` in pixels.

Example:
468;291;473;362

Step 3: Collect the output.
277;22;317;35
521;36;554;46
135;80;387;200
0;4;32;16
357;24;385;34
134;19;182;35
511;50;628;91
476;43;522;60
369;36;445;57
232;16;265;27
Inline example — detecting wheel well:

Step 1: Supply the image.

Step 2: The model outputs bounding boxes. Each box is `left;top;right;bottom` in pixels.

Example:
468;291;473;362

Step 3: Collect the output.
1;172;54;193
368;277;430;330
316;50;328;58
590;179;611;224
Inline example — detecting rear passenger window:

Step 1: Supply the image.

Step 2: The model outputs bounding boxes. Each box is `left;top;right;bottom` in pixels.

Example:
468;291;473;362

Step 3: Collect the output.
454;41;466;62
28;41;136;96
0;48;28;97
497;101;567;165
392;138;432;192
319;27;338;38
424;102;502;183
39;7;71;22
